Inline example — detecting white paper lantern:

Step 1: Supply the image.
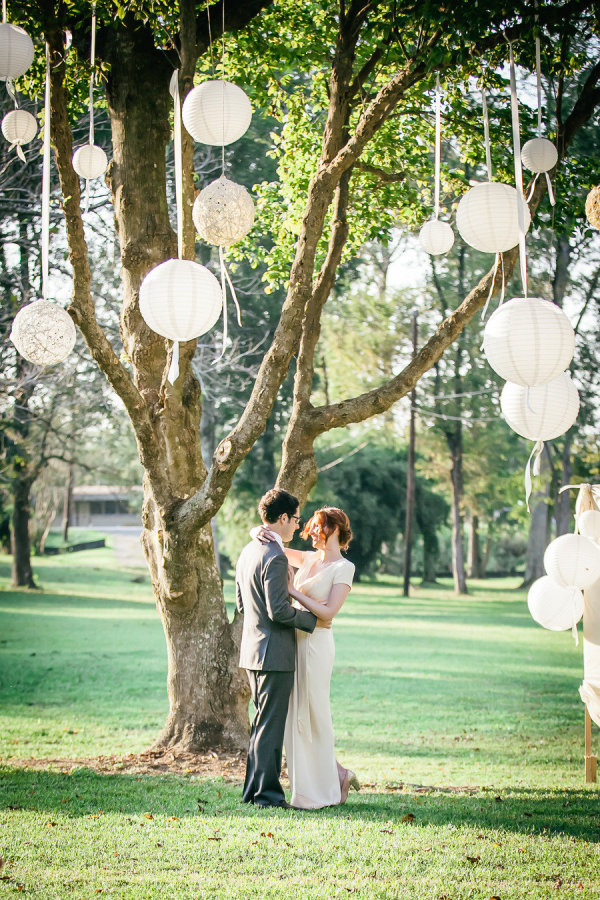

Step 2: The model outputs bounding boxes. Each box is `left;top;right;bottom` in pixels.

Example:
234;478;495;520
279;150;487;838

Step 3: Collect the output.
1;108;37;147
521;138;558;174
139;259;222;341
500;373;579;442
483;297;575;387
72;144;108;180
182;80;252;146
578;510;600;542
192;175;255;247
544;534;600;590
528;576;584;631
456;182;531;253
419;219;454;255
0;23;35;81
10;299;76;366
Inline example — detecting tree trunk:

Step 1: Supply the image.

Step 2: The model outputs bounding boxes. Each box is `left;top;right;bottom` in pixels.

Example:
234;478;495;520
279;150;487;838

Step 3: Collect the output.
467;511;483;579
447;430;467;594
62;466;74;543
522;447;552;588
11;472;36;588
403;312;417;597
421;535;438;584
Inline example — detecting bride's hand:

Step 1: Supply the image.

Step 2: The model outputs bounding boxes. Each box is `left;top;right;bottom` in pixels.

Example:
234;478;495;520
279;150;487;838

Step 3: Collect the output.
251;525;276;545
287;564;296;590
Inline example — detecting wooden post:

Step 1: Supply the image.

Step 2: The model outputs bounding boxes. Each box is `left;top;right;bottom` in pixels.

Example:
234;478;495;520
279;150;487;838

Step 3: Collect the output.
402;312;418;598
585;705;597;784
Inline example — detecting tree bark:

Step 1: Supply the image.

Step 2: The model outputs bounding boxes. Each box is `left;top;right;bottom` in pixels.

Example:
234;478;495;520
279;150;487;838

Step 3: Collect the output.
467;512;483;579
447;430;468;594
62;465;73;543
403;312;418;596
11;472;36;588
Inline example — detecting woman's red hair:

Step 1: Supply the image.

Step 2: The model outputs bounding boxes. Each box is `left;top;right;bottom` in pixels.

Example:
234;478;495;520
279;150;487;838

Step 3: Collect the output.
301;506;353;550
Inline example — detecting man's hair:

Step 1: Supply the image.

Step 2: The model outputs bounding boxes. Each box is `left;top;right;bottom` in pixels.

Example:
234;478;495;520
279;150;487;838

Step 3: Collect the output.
258;488;299;524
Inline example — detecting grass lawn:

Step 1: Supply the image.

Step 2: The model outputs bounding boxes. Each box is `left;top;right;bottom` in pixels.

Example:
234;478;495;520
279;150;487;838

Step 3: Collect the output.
0;548;598;898
43;528;108;551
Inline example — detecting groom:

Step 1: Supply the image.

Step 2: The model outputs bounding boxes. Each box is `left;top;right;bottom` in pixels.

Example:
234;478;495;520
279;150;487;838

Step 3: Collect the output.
235;488;317;809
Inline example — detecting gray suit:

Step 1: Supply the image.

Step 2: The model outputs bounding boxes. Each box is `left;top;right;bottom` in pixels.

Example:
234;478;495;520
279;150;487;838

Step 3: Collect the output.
236;540;316;807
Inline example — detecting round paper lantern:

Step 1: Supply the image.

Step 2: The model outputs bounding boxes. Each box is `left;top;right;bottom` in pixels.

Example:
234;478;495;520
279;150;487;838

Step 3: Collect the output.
456;182;531;253
1;108;37;147
500;373;579;442
0;23;35;81
192;175;255;247
544;534;600;590
578;509;600;542
182;80;252;146
419;219;454;255
585;185;600;230
72;144;108;180
139;259;222;341
10;299;76;366
521;137;558;174
528;576;584;631
483;297;574;387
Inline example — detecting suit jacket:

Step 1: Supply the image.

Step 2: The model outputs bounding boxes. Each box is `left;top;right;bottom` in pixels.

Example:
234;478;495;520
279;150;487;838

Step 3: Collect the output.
235;540;317;671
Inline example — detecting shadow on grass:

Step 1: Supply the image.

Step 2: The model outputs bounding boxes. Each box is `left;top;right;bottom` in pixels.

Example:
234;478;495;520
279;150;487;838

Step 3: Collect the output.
1;766;598;841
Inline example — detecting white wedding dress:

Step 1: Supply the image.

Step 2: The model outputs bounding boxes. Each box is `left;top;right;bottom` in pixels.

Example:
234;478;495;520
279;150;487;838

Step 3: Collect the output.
284;551;355;809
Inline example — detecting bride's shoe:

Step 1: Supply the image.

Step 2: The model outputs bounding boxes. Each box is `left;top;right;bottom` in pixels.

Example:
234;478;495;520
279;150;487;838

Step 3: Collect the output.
348;770;360;792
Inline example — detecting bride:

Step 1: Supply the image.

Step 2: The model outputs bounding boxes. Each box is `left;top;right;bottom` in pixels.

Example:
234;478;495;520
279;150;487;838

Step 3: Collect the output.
256;505;359;808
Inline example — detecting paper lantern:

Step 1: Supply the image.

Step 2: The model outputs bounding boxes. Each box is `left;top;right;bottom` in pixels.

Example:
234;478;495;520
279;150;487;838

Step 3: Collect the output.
72;144;108;180
456;182;531;253
1;108;37;150
182;80;252;146
521;137;558;174
528;576;584;631
483;297;574;387
544;534;600;590
500;373;579;442
578;510;600;542
0;23;35;81
192;175;255;247
10;299;76;366
585;186;600;230
419;219;454;255
139;259;222;341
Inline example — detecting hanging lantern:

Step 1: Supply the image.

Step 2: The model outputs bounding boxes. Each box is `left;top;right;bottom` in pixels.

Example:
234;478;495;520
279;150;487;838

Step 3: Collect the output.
192;175;255;247
500;373;579;442
0;22;35;81
10;299;76;366
483;297;574;387
139;259;222;341
72;143;108;181
456;182;531;253
578;510;600;542
1;108;37;159
544;534;600;590
521;137;558;174
419;219;454;255
585;186;600;230
182;80;252;146
528;576;584;631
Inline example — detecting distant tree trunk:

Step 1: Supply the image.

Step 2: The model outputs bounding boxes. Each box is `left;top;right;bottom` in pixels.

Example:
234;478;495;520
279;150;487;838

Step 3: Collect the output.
555;432;573;536
482;520;493;576
521;446;552;588
467;511;483;578
11;471;36;587
62;466;74;542
403;312;418;597
421;534;438;584
447;429;467;594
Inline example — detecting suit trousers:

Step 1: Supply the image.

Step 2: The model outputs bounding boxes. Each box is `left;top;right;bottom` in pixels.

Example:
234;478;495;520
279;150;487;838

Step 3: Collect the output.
242;668;294;807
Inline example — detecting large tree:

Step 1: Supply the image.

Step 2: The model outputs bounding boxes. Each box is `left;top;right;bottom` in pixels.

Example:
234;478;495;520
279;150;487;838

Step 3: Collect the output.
11;0;600;751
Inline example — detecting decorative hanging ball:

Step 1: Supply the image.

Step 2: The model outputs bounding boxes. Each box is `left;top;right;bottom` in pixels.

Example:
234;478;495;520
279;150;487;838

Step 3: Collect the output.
521;137;558;174
483;297;575;387
72;144;109;181
578;509;600;542
192;175;255;247
585;185;600;230
456;182;531;253
500;372;579;442
139;259;222;341
418;219;455;255
0;23;35;81
544;533;600;590
1;108;37;147
527;576;584;632
182;80;252;146
10;299;76;366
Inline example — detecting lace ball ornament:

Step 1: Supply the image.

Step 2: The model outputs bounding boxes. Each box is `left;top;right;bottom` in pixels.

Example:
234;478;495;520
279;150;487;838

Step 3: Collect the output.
10;299;76;366
139;259;222;341
0;23;35;81
527;576;584;631
182;80;252;146
483;297;574;387
544;534;600;590
192;175;255;247
72;144;108;180
500;372;579;442
1;108;37;147
521;137;558;174
585;186;600;230
419;219;454;255
456;182;531;253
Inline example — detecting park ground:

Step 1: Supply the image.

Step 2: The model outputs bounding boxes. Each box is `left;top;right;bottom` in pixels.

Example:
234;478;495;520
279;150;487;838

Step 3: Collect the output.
0;536;599;899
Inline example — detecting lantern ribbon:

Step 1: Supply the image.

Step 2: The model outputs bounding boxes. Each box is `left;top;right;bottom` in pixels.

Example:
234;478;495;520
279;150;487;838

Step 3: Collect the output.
531;34;556;207
213;246;243;363
41;42;51;300
168;340;180;385
508;43;528;299
525;438;544;511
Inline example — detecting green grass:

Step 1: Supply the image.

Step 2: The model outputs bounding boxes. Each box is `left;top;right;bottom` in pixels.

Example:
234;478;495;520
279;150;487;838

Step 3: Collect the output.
43;528;108;551
1;550;599;898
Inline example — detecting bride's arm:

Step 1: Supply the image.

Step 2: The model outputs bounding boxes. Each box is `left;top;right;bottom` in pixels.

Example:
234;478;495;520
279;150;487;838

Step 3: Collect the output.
284;547;306;567
288;581;350;623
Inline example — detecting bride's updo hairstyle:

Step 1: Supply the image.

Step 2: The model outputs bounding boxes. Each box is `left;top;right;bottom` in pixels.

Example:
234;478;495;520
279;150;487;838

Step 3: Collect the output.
301;507;353;550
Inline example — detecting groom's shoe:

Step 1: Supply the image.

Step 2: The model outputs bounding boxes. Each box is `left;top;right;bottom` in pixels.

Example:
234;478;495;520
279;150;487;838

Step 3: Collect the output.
255;800;294;810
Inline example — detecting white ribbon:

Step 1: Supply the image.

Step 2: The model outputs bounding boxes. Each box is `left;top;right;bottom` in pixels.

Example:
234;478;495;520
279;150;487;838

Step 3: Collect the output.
508;43;528;299
167;340;180;384
41;43;51;300
434;74;441;219
525;439;544;511
213;246;243;363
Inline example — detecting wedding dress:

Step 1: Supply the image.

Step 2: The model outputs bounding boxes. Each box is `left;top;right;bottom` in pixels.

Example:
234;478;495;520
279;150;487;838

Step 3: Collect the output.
284;551;355;809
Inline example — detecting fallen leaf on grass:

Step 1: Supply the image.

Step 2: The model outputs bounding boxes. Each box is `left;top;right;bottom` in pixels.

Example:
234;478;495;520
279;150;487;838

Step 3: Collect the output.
380;829;393;834
494;795;503;802
466;855;481;864
554;878;563;889
144;814;154;820
46;822;57;828
260;831;274;838
490;896;502;899
402;813;415;822
578;883;584;889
